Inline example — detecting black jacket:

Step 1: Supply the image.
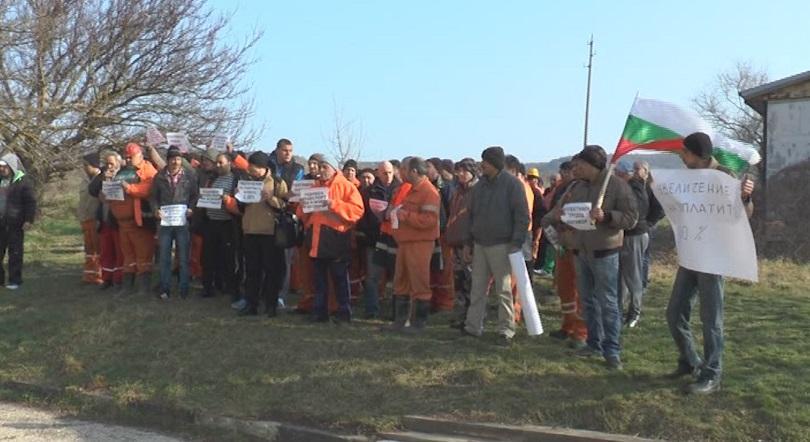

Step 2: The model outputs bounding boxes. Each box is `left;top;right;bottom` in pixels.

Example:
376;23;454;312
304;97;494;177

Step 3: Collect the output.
626;178;650;236
357;178;401;246
645;181;665;228
0;169;36;226
150;167;199;213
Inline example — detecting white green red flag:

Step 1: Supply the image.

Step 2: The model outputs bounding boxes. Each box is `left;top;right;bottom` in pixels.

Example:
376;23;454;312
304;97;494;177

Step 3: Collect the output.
613;97;761;174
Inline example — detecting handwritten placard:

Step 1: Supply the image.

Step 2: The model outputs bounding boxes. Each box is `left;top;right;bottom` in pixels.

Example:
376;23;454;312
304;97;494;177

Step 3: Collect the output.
561;202;596;231
146;126;165;145
160;204;188;227
369;198;388;216
102;181;124;201
235;180;263;203
165;132;190;152
289;179;315;202
300;187;329;213
210;133;229;151
198;188;223;209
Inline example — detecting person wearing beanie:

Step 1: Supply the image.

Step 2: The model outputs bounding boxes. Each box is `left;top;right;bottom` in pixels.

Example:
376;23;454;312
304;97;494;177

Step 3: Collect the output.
296;153;364;324
151;143;199;300
424;156;454;313
444;158;478;328
542;145;638;370
108;143;158;296
461;146;529;347
78;152;103;285
235;149;288;317
342;159;360;187
665;131;755;395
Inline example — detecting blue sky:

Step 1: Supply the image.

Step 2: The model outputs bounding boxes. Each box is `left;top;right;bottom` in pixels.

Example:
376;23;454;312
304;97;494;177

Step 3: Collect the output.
208;0;809;163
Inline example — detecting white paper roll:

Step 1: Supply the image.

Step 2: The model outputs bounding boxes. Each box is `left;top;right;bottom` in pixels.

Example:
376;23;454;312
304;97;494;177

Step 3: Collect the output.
508;251;543;336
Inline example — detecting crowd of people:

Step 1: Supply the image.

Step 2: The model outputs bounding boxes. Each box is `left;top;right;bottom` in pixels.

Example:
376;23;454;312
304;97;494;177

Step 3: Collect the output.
63;131;755;395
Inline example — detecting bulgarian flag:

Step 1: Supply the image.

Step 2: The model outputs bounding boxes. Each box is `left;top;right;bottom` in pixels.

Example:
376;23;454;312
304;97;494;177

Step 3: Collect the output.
613;97;761;174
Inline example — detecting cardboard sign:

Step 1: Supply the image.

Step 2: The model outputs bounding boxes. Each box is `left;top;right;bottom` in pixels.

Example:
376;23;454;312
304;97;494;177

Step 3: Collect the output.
146;126;165;145
210;133;229;151
198;188;223;209
101;181;124;201
561;202;596;231
160;204;188;227
300;187;330;213
235;180;263;203
165;132;190;152
289;179;315;202
368;198;388;216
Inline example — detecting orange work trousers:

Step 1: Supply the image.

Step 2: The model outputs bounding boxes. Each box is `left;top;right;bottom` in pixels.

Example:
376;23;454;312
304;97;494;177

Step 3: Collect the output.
555;250;587;341
394;241;433;301
99;223;123;284
118;220;155;275
81;219;103;284
430;242;455;311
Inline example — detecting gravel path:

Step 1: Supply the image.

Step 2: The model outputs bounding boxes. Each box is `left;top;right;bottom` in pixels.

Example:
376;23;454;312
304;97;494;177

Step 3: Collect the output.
0;402;185;441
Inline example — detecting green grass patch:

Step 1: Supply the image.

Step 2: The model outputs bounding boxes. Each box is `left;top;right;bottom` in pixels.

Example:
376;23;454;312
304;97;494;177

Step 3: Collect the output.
2;182;809;441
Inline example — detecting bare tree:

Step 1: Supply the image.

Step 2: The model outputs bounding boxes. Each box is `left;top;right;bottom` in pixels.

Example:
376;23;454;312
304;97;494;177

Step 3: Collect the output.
325;98;364;167
692;61;769;148
0;0;262;186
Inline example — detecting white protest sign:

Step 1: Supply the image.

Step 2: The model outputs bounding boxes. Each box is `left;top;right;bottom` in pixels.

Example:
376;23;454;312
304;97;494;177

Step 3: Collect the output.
210;133;229;151
289;179;315;202
146;127;165;145
561;202;596;231
165;132;191;152
300;187;330;213
508;251;543;336
368;198;388;216
198;188;223;209
160;204;188;227
390;205;402;229
101;181;124;201
235;180;264;203
651;168;757;282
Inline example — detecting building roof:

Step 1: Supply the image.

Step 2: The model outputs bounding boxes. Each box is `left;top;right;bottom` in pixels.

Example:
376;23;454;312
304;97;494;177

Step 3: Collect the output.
740;70;810;115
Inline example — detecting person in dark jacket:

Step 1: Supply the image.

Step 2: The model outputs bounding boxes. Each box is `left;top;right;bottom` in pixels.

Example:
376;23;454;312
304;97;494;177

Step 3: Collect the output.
616;161;649;328
639;161;664;288
151;146;199;299
0;152;36;289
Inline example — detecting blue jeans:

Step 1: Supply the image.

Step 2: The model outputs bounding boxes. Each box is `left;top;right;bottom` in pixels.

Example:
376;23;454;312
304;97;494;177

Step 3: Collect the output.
363;247;382;315
313;258;351;320
666;266;724;379
575;252;621;358
158;225;190;296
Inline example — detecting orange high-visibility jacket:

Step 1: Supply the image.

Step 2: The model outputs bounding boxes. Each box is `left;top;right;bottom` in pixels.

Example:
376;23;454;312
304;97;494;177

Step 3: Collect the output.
392;177;440;244
298;173;364;259
110;160;157;227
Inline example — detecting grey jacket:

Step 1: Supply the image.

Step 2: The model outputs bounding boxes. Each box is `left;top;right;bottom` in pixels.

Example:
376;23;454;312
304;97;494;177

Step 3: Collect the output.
544;168;638;254
466;170;529;250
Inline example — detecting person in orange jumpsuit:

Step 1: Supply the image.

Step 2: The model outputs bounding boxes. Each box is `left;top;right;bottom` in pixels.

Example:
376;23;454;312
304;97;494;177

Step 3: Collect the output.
376;158;413;320
88;151;125;291
78;153;103;285
297;154;365;323
384;157;441;333
107;143;157;295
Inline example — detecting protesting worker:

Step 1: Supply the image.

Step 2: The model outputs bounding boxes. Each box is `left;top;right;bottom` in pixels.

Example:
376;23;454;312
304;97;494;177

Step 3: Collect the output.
665;132;754;394
615;160;650;328
549;145;638;370
297;154;364;323
384;157;441;333
78;153;103;285
269;138;304;309
151;146;199;300
88;151;125;291
426;157;455;313
0;152;36;290
444;158;478;329
461;146;529;347
237;152;288;317
108;143;157;296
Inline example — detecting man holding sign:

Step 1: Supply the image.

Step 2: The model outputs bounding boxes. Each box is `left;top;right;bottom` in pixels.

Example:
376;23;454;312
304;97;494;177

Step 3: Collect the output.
547;146;638;370
151;146;198;300
663;132;754;395
296;154;364;323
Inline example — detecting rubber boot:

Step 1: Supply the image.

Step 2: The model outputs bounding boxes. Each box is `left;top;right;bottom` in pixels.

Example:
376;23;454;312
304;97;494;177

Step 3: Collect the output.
117;274;135;296
137;272;152;296
403;299;430;334
380;295;410;332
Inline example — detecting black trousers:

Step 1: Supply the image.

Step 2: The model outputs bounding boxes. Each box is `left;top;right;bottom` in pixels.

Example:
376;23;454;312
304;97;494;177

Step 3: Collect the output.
0;221;24;285
202;219;238;297
243;234;285;311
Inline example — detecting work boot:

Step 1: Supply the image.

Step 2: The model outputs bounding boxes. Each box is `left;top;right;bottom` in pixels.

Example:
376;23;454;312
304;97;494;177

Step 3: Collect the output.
116;274;135;296
403;299;430;334
381;295;410;332
137;272;152;296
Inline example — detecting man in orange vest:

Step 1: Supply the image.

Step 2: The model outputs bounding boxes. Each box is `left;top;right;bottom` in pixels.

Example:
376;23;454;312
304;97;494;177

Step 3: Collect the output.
297;154;364;323
107;143;157;295
384;157;441;333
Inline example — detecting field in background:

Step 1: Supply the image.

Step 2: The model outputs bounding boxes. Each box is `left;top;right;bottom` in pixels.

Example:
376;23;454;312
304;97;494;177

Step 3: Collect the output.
1;174;809;441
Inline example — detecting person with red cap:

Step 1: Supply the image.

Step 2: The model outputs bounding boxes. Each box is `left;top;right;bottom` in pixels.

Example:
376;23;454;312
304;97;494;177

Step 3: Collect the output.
108;142;158;295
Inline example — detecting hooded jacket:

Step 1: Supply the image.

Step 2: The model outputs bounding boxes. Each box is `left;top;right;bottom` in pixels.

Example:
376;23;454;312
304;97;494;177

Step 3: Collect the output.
0;153;36;226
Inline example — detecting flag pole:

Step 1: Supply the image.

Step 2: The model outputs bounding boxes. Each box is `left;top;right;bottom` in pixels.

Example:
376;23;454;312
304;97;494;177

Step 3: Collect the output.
583;35;594;148
596;93;639;208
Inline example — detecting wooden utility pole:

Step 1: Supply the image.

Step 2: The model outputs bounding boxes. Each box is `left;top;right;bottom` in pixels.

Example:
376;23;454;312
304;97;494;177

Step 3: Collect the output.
583;35;594;148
